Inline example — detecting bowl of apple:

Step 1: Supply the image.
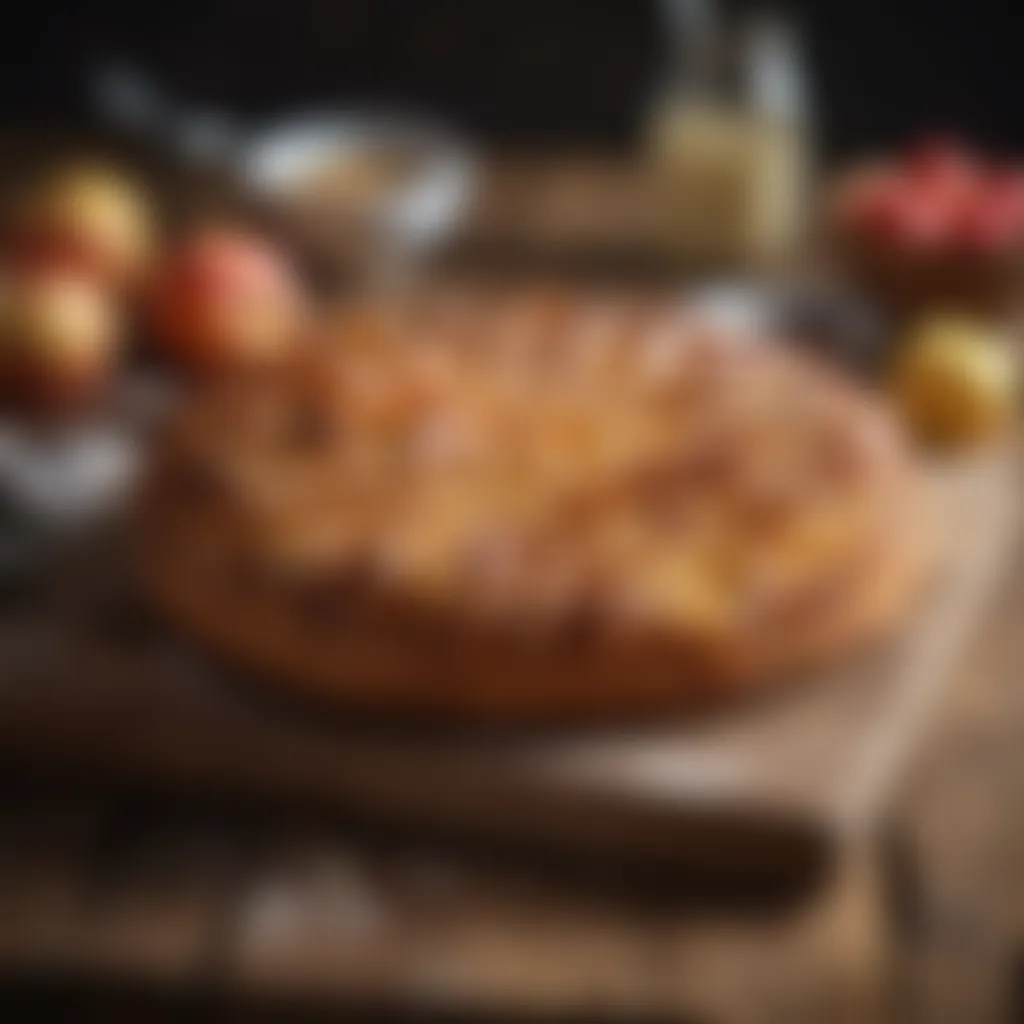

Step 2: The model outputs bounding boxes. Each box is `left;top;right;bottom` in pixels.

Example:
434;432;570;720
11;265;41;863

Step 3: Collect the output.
829;139;1024;314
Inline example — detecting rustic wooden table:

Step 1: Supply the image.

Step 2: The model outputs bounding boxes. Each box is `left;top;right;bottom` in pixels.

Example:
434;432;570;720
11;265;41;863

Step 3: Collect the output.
1;537;1022;1023
0;158;1021;1023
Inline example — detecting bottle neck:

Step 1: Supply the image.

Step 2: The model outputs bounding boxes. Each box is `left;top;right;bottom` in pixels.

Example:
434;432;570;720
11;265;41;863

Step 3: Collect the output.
659;1;807;123
744;16;807;123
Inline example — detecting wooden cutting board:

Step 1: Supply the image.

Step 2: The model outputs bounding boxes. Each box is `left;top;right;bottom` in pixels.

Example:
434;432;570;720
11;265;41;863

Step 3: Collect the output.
0;448;1016;892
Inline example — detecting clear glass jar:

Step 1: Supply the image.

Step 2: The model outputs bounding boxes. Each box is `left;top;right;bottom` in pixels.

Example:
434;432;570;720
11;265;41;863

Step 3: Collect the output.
647;0;811;271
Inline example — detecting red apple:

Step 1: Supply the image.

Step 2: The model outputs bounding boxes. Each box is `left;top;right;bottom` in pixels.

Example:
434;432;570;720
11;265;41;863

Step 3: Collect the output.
146;227;305;373
9;162;155;290
907;139;985;218
0;268;121;411
906;137;978;184
952;193;1024;254
983;169;1024;226
870;181;955;250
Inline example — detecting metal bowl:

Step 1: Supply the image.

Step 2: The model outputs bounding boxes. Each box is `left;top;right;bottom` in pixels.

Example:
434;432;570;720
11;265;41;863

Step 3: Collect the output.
243;113;476;284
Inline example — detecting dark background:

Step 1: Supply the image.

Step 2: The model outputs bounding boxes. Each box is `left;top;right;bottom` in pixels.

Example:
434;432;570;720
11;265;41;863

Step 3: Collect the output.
2;0;1022;162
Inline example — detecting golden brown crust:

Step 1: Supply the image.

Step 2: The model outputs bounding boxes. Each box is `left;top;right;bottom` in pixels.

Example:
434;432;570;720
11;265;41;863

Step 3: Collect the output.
138;288;932;720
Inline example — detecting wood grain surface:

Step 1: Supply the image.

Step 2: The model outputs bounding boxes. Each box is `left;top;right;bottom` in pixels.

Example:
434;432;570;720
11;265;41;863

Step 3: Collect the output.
1;525;1023;1022
0;447;1016;903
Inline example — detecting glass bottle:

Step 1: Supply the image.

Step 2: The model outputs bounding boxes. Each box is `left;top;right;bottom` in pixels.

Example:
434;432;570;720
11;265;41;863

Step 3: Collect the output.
647;0;811;272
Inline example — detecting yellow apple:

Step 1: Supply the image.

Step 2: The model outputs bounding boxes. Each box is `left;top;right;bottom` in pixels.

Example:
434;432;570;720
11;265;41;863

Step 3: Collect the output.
0;269;121;411
891;314;1018;445
10;161;155;290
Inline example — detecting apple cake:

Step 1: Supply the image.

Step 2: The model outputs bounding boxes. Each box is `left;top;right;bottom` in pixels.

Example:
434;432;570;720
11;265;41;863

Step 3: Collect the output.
138;289;933;719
